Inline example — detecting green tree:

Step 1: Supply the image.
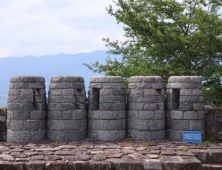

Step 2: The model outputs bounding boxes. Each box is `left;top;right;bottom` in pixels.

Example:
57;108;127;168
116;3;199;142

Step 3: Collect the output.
84;0;222;107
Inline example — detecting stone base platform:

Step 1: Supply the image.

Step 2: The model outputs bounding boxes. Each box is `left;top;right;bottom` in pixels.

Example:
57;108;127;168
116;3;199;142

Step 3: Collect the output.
0;138;222;170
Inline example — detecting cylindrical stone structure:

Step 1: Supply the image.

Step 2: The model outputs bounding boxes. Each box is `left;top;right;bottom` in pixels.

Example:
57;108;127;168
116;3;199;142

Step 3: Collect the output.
47;76;87;141
127;76;166;141
166;76;205;141
88;76;126;141
7;76;47;143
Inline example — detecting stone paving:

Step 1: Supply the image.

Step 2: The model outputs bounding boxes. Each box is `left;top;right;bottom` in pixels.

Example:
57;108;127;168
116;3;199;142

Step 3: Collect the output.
0;138;222;170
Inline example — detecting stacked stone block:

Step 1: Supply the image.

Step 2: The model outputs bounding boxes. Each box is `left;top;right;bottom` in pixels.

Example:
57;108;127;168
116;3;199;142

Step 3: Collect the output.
88;76;126;141
7;76;47;143
47;76;87;141
166;76;205;141
127;76;166;141
205;106;222;141
0;107;7;141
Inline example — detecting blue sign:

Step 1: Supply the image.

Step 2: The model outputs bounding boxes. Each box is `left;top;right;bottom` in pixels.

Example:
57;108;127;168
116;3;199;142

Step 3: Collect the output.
183;131;202;143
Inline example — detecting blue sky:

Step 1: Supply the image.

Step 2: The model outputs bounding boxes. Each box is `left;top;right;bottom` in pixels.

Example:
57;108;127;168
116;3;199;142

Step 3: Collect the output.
0;0;125;58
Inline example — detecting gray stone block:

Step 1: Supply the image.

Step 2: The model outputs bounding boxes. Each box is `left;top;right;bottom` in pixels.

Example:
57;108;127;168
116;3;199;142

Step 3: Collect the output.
138;111;154;119
33;103;47;111
129;76;144;83
75;96;86;102
100;89;113;96
14;131;32;143
115;130;126;140
168;76;192;83
193;103;205;110
100;96;121;103
171;120;189;130
88;103;99;110
51;76;80;83
192;89;203;95
28;83;45;89
154;110;165;119
128;130;140;140
199;96;204;102
8;89;21;96
90;83;103;88
156;130;166;140
167;129;182;141
134;120;149;130
33;89;46;96
149;120;165;130
157;103;165;110
179;103;193;111
128;89;144;96
61;103;75;111
189;120;204;130
75;89;86;96
113;89;125;96
20;104;34;111
74;131;86;140
62;89;75;96
183;111;197;119
99;103;126;111
197;111;205;119
127;96;136;102
47;130;59;141
49;83;72;89
6;130;15;142
73;110;87;119
128;83;137;89
103;111;126;119
107;120;124;130
144;104;157;111
144;76;162;83
90;76;111;83
71;83;85;89
24;120;40;131
10;83;28;89
48;103;62;111
170;110;183;119
88;131;99;140
11;120;24;131
127;111;138;119
152;83;163;89
34;96;46;103
128;103;144;111
31;131;46;142
88;111;103;119
7;104;19;110
6;120;11;129
75;102;86;110
140;131;157;141
39;120;46;130
136;96;156;103
110;76;123;83
137;83;152;89
180;96;199;103
7;111;14;119
180;89;192;96
81;119;87;130
30;111;46;120
103;83;119;89
47;120;81;131
191;76;202;83
99;131;116;141
48;96;75;103
14;111;29;120
48;89;63;96
88;120;108;130
204;114;214;125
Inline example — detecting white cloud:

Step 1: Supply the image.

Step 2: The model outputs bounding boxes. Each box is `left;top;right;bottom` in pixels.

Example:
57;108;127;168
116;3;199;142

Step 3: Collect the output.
0;0;126;58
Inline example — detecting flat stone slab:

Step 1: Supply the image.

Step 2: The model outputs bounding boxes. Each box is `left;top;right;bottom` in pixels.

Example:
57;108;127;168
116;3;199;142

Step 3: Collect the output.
0;139;221;169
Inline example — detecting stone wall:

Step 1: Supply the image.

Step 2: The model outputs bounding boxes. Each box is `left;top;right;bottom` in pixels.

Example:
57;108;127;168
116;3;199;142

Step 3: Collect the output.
47;76;87;141
127;76;166;140
205;106;222;141
88;76;126;141
0;107;7;141
7;76;47;143
166;76;205;141
4;75;222;143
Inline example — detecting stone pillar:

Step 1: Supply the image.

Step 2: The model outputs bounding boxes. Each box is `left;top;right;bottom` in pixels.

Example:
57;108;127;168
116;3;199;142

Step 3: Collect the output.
88;76;126;141
0;107;7;142
166;76;205;141
127;76;166;141
7;76;47;143
47;76;87;141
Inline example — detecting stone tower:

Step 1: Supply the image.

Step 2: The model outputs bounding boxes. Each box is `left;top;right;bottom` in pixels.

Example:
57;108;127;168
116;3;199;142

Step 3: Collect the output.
88;76;126;141
7;76;47;143
47;76;87;141
166;76;205;141
127;76;166;140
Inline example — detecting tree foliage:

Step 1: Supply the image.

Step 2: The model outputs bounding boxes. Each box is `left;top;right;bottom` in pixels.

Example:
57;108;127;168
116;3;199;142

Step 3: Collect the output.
84;0;222;107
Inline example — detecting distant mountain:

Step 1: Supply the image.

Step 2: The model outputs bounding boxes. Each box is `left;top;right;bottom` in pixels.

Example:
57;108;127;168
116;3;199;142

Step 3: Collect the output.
0;50;120;107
